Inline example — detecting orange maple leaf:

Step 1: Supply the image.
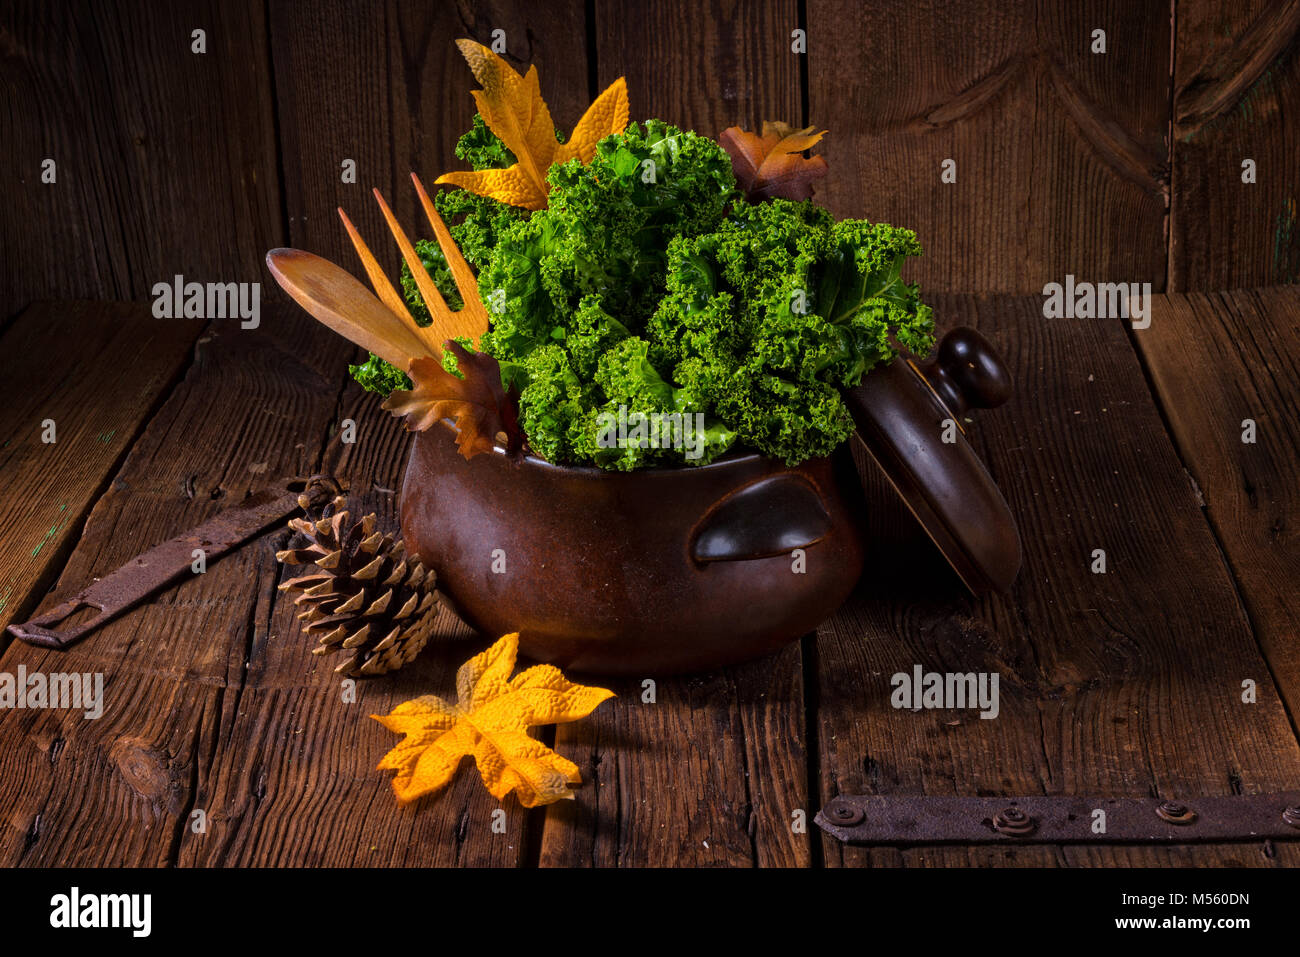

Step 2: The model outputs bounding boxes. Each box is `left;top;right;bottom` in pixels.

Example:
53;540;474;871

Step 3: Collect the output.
435;38;629;210
718;121;829;202
373;633;615;807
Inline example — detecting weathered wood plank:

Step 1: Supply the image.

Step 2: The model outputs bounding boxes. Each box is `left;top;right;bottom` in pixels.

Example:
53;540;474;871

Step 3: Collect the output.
1171;1;1300;290
807;0;1170;293
536;0;812;868
592;0;802;134
0;0;284;320
539;648;811;867
1134;288;1300;713
0;302;200;636
0;303;356;866
815;293;1300;867
269;0;589;277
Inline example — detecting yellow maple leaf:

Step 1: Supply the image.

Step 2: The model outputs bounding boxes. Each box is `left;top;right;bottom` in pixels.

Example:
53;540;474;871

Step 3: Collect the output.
372;633;614;807
435;38;629;210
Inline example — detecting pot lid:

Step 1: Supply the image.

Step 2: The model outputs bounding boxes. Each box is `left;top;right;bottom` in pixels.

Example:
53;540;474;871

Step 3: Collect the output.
843;327;1021;594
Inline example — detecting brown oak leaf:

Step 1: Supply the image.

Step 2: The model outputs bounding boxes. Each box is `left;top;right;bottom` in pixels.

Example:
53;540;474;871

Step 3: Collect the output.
382;341;521;459
718;120;829;202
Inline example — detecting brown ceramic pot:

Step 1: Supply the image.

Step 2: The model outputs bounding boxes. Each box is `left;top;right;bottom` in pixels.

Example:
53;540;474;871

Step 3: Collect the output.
400;327;1020;675
400;429;867;675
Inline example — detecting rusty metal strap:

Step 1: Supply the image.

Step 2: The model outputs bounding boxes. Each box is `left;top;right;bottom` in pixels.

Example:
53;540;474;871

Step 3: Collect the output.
5;476;343;650
817;793;1300;844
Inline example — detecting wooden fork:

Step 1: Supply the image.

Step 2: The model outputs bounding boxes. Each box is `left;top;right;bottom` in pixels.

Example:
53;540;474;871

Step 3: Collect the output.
337;172;489;357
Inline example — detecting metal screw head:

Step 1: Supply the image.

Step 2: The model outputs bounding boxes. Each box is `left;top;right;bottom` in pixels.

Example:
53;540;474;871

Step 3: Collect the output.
1282;806;1300;829
825;799;865;827
1156;801;1197;825
992;806;1036;836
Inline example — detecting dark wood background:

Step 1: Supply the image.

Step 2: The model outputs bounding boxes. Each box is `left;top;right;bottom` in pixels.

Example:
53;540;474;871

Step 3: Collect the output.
0;1;1297;869
3;0;1299;322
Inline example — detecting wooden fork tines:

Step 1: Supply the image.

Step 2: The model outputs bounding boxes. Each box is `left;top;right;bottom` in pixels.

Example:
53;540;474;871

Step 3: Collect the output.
338;174;489;356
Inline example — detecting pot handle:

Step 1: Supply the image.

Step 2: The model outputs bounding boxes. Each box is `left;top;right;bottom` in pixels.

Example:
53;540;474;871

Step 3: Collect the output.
691;475;832;563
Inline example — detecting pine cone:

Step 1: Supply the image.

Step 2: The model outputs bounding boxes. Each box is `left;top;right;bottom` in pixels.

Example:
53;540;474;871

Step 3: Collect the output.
276;493;438;677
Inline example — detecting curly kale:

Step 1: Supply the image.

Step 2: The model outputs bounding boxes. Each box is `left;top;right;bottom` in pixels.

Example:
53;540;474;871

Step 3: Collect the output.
480;121;737;362
472;121;739;467
648;199;934;463
454;112;517;169
348;352;416;396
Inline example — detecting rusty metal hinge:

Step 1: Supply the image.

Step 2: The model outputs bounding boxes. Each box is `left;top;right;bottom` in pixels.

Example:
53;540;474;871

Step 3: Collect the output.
816;792;1300;844
5;475;344;650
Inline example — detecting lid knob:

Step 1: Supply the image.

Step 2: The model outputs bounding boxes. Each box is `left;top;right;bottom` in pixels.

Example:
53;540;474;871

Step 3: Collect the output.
917;327;1012;419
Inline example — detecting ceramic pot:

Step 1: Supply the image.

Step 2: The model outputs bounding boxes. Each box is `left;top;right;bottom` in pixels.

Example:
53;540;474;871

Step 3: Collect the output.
400;431;867;675
400;327;1020;675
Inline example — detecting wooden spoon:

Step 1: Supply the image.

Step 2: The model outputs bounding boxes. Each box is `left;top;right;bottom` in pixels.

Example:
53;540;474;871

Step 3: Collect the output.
266;248;432;369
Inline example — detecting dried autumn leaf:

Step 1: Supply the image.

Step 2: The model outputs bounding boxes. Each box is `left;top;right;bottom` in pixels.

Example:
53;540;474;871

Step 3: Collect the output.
718;120;829;202
373;633;615;807
552;78;629;166
435;38;629;210
382;341;521;459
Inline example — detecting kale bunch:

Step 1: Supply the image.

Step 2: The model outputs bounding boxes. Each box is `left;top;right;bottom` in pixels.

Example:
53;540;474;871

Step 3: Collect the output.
475;120;739;467
355;114;934;471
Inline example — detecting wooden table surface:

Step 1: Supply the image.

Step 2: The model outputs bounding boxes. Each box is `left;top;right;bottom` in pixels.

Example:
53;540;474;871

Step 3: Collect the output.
0;288;1296;867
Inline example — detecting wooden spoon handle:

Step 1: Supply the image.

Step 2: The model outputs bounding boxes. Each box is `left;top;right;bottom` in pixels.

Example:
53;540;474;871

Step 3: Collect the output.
266;248;431;369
